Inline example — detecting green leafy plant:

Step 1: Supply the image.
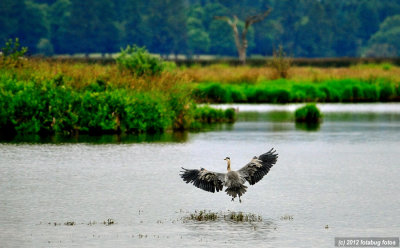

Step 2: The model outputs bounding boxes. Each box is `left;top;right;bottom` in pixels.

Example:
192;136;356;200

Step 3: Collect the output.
116;45;165;76
1;38;28;67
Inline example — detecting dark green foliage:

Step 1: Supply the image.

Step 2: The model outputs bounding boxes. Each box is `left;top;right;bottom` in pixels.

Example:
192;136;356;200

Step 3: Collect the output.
230;86;247;102
193;106;235;124
379;83;395;101
193;79;400;103
0;73;235;136
3;0;400;57
122;93;170;134
168;89;195;131
295;104;322;124
116;45;165;76
194;83;232;103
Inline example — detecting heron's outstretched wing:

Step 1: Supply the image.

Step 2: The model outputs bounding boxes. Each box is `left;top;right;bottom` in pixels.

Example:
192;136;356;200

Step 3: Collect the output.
180;168;225;193
237;148;278;185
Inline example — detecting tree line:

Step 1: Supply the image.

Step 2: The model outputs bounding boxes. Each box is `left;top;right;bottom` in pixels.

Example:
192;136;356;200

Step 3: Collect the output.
1;0;400;58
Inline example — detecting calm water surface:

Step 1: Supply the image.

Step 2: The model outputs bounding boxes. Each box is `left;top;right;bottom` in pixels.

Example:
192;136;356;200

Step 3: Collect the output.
0;103;399;247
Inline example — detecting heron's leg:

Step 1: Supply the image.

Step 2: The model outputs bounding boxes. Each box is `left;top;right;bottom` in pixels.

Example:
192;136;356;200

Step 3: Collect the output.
239;196;242;203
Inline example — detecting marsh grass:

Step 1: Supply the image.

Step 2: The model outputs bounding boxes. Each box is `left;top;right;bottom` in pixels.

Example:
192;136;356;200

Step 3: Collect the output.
103;218;115;226
187;210;219;221
280;215;294;221
45;219;115;226
183;64;400;83
185;210;262;223
224;211;263;222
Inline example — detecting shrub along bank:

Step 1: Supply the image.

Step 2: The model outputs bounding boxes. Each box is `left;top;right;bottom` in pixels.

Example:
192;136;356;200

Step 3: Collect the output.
0;74;235;136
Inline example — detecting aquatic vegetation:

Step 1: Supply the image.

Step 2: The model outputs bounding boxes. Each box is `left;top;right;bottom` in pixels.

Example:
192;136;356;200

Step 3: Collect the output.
185;210;262;223
103;218;115;226
295;104;322;123
44;219;116;226
187;210;219;221
280;215;294;221
224;211;263;222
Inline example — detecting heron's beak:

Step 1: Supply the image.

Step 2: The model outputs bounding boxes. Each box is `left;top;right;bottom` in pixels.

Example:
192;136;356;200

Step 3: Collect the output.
224;158;227;160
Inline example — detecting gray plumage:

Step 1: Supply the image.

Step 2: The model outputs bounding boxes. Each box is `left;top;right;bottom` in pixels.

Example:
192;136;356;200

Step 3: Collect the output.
180;148;278;202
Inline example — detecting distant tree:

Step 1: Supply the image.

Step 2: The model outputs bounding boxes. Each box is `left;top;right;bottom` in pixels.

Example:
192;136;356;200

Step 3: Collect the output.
293;0;334;57
356;2;380;44
187;17;210;56
208;20;236;56
62;0;117;55
215;8;271;64
36;38;54;56
250;19;283;56
0;0;48;53
146;0;187;58
334;4;360;57
122;0;147;48
22;1;49;53
0;0;23;43
49;0;71;54
364;15;400;57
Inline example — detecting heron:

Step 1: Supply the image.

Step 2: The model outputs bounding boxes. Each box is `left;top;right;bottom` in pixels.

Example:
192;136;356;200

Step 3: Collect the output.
180;148;278;202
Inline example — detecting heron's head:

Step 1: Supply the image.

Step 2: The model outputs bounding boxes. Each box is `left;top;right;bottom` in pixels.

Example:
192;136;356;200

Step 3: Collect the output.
224;157;231;171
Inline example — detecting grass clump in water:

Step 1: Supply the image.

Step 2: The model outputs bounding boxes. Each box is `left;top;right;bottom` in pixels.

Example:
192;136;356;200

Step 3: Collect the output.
103;218;115;225
280;215;294;220
295;103;322;124
188;210;218;221
185;210;262;223
224;211;262;222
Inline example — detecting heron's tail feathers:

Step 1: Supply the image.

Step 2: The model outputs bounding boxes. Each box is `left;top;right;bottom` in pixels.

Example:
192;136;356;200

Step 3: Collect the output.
225;184;247;199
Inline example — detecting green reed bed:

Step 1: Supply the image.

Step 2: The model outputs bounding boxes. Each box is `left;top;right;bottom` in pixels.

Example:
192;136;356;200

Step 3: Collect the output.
193;78;400;103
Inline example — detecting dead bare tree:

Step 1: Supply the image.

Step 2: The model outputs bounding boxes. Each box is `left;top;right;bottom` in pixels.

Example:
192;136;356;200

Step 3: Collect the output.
215;8;272;65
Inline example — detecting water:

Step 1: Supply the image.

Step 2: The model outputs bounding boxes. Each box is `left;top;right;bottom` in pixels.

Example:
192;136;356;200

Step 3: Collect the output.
0;103;399;247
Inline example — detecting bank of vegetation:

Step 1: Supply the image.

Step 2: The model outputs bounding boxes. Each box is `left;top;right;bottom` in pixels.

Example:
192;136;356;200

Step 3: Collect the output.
188;63;400;103
0;46;235;136
2;42;400;136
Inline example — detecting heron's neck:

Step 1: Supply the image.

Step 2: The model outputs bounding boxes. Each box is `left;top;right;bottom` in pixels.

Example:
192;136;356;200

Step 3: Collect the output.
227;160;231;172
